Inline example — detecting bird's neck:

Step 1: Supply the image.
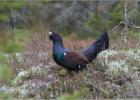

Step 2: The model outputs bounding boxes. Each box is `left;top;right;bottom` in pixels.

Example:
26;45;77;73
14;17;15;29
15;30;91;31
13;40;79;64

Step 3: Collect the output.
53;41;65;64
53;41;65;54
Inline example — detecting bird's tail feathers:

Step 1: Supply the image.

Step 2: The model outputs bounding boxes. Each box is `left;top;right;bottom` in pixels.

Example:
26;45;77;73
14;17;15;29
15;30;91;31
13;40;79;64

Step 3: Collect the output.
83;32;109;62
93;31;109;53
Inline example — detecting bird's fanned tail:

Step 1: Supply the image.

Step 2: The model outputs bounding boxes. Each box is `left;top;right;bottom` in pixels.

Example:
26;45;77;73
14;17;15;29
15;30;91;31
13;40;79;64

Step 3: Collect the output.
83;32;109;62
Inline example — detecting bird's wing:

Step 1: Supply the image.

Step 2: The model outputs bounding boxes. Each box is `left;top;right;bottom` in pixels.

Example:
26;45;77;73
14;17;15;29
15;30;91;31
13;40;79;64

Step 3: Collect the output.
64;51;89;64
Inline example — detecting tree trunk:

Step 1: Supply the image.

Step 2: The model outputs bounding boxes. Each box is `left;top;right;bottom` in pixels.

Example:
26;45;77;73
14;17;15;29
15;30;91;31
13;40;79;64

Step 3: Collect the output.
123;0;128;43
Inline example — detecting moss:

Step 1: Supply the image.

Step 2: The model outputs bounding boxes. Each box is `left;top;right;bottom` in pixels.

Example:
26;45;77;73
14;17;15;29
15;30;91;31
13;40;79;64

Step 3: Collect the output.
0;64;14;82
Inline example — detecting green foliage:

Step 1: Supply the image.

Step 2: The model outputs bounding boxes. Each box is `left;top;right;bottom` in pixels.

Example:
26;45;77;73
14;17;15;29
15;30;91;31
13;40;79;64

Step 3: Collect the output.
0;53;7;63
107;1;123;28
0;64;14;82
0;29;32;53
57;88;90;100
12;29;31;40
0;14;9;22
87;1;123;37
129;31;140;41
0;52;15;83
0;92;13;100
3;40;24;53
10;1;27;10
0;1;27;23
87;14;104;37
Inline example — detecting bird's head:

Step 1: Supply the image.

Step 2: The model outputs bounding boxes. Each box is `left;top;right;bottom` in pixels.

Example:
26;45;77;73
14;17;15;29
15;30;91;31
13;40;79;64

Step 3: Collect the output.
49;32;63;43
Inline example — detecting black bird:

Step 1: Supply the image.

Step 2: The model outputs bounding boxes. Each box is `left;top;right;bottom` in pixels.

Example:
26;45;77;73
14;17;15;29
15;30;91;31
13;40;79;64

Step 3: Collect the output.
49;32;109;72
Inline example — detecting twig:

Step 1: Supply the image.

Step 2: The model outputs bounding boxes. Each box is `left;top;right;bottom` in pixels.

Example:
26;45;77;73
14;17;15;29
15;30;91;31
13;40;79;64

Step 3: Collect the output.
128;24;140;29
111;21;124;32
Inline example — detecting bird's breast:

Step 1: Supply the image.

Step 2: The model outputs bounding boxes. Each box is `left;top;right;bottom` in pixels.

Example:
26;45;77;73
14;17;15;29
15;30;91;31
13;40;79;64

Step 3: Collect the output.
53;53;64;65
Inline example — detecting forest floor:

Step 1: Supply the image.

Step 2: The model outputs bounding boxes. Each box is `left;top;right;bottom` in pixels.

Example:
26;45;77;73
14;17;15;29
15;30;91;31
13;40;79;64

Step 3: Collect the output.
0;30;140;99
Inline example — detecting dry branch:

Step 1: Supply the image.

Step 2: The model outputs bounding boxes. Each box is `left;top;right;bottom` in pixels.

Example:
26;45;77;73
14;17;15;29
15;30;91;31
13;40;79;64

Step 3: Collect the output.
111;0;140;44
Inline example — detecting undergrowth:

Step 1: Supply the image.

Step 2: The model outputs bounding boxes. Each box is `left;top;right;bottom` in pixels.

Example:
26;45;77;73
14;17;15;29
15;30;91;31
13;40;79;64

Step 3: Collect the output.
0;31;140;99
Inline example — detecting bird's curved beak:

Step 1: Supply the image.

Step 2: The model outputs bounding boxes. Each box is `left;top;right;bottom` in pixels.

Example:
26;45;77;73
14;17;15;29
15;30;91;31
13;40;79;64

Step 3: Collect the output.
49;31;53;36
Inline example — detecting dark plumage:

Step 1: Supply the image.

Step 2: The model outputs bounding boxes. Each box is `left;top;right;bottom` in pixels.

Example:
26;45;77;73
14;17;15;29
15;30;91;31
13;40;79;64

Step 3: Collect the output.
49;32;109;72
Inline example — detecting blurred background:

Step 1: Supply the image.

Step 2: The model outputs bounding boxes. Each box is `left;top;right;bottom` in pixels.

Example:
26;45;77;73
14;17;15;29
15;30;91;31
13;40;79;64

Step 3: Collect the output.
0;0;140;99
0;0;140;53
